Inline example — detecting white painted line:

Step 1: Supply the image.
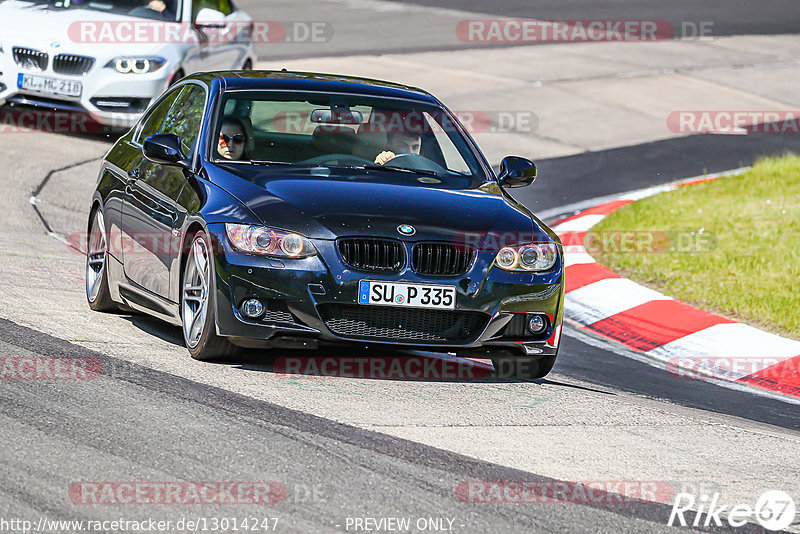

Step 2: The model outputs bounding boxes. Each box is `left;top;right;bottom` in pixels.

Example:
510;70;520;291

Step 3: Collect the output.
563;249;595;267
549;165;800;403
564;322;800;406
551;214;606;233
617;185;673;201
648;323;800;362
565;278;671;325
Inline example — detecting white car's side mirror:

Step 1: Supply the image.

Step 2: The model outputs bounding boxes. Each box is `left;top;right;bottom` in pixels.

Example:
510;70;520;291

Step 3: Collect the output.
194;7;226;28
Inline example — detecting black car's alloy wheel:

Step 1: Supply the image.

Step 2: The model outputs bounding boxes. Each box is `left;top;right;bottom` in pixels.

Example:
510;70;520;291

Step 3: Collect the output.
85;208;117;312
181;231;238;360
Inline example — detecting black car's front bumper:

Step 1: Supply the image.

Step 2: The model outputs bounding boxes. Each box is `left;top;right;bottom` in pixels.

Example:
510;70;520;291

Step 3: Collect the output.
207;224;564;357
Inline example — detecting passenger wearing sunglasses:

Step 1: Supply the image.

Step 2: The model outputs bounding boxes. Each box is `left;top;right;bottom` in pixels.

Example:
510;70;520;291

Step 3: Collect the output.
217;117;248;160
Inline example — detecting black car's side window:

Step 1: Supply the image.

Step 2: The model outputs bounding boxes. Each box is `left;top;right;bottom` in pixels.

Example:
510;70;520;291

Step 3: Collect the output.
160;85;207;158
137;88;182;144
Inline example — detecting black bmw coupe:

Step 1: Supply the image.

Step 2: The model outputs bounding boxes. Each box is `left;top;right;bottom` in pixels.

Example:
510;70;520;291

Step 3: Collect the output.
86;70;564;378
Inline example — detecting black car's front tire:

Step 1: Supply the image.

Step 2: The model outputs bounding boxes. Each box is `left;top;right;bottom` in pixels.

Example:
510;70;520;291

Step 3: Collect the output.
86;208;118;312
181;230;239;361
491;353;557;380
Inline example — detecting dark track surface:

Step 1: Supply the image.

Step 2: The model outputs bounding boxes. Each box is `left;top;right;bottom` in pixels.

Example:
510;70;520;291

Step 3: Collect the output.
399;0;800;38
1;318;745;533
514;132;800;213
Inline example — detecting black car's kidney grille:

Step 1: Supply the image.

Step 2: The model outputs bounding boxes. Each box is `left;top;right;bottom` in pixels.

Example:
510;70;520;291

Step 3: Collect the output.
53;54;95;75
412;243;476;276
338;238;404;273
318;304;489;343
13;47;48;71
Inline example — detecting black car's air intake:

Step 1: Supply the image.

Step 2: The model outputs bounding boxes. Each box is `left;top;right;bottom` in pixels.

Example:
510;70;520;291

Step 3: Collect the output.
338;238;404;273
412;243;476;276
318;304;489;343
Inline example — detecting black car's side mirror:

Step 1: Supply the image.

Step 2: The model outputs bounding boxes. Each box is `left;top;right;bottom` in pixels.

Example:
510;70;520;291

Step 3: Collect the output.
497;156;537;188
143;133;191;169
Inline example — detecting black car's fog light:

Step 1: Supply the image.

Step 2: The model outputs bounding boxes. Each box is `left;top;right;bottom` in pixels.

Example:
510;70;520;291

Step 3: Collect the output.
241;298;265;318
527;314;546;334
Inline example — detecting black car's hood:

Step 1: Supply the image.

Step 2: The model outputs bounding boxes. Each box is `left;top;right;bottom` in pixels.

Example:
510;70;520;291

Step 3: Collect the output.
215;167;549;245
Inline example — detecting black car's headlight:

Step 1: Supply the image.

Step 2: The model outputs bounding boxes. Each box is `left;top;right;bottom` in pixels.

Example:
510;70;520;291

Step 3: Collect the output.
225;224;316;258
105;57;166;74
495;243;558;271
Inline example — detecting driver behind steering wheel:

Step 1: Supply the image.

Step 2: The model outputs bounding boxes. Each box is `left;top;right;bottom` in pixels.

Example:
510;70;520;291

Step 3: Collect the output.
374;131;421;165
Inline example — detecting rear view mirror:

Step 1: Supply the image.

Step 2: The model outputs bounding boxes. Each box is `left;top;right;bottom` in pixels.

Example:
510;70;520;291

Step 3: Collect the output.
194;7;226;28
498;156;537;188
143;133;191;168
311;108;363;125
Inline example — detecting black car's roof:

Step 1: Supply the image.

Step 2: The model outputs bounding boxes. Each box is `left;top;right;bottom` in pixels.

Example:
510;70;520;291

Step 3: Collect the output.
186;70;441;105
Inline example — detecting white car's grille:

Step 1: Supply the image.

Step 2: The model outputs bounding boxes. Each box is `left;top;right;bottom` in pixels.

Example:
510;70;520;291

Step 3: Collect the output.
12;47;48;72
53;54;95;75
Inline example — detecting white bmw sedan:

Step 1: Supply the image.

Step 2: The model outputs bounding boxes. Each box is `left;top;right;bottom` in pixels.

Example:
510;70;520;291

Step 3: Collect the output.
0;0;256;128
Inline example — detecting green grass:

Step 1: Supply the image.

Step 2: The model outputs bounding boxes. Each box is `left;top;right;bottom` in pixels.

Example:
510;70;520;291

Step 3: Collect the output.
590;154;800;339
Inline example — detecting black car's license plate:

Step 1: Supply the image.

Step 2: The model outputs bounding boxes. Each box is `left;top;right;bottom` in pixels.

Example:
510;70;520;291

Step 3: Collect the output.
358;281;456;309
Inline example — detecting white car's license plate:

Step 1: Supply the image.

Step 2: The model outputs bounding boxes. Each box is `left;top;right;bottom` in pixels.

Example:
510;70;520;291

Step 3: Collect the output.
358;281;456;309
17;73;82;98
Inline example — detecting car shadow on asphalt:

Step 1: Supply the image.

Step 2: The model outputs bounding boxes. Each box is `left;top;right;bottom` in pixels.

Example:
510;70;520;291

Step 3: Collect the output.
119;313;185;347
118;311;612;391
228;349;612;390
1;104;122;144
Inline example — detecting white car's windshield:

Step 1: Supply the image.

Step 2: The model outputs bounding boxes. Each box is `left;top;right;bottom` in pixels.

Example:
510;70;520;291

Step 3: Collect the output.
213;91;489;181
40;0;182;22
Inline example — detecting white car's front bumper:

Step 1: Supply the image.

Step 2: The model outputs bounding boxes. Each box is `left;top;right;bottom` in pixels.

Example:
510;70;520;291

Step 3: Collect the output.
0;55;174;129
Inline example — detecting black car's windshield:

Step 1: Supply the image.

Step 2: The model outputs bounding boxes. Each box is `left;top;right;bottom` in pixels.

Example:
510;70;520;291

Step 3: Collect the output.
212;91;490;181
41;0;182;22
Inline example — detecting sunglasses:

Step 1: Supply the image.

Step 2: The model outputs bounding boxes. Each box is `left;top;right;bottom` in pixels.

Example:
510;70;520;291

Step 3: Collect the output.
220;133;245;145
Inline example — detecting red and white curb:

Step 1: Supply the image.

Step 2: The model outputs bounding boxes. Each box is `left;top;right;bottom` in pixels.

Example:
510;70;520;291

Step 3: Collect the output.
549;170;800;400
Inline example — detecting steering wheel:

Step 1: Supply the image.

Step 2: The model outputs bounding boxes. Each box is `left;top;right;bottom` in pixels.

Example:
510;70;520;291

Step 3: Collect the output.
299;154;373;166
382;153;449;174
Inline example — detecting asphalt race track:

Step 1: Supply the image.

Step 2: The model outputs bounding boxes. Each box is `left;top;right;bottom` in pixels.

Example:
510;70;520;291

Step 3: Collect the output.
243;0;800;58
1;0;799;532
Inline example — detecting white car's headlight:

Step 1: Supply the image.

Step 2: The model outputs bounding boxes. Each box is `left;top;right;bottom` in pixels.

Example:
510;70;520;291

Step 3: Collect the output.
225;224;316;258
105;57;166;74
495;243;558;271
